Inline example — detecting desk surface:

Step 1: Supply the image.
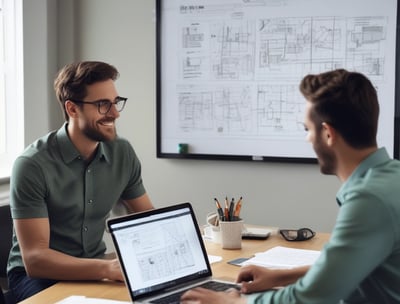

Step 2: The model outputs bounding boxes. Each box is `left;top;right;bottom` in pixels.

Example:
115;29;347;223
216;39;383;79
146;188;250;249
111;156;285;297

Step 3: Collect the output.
20;229;330;304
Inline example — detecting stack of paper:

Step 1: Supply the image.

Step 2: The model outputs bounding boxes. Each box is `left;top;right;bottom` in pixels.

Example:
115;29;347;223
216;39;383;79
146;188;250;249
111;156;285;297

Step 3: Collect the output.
208;254;222;264
242;246;321;269
56;296;130;304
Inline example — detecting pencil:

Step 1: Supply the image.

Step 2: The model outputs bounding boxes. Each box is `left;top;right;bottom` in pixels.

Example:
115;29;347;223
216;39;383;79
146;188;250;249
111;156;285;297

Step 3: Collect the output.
223;196;229;221
214;198;224;220
214;197;222;209
229;197;235;221
233;196;243;219
224;197;229;221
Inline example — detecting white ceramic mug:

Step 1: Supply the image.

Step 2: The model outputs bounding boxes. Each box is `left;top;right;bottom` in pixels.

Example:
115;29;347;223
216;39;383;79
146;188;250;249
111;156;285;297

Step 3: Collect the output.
204;212;221;243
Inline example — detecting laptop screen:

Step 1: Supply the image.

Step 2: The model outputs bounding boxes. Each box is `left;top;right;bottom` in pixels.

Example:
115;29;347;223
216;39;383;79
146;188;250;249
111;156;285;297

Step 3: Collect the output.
107;203;212;299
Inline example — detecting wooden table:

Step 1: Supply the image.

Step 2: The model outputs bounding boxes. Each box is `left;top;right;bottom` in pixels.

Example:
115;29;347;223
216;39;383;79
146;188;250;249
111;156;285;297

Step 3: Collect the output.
20;228;330;303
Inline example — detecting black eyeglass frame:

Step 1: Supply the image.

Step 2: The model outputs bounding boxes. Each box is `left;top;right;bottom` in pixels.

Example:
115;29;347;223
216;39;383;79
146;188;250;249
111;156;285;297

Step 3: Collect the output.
69;96;127;114
279;228;316;241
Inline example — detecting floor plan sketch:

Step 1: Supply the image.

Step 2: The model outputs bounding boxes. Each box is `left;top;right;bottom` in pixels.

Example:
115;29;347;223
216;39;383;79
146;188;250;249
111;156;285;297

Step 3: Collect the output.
210;20;256;80
257;16;387;79
130;223;195;282
181;23;209;79
345;17;387;78
256;84;305;137
180;20;256;80
182;24;205;49
257;17;320;79
182;55;206;79
178;85;253;134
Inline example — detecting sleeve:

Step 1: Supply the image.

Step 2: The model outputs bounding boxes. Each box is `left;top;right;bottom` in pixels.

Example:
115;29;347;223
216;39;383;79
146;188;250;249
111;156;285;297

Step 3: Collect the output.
119;141;146;200
248;191;395;304
10;156;50;218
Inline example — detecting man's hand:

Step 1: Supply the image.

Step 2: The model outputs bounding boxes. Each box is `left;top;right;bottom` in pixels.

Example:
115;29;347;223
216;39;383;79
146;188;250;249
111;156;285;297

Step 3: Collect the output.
237;265;279;293
104;258;124;282
237;265;309;293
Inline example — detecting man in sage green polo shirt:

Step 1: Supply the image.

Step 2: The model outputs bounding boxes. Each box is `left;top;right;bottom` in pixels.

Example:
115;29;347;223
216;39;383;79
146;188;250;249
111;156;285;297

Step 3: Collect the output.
181;70;400;304
8;61;154;302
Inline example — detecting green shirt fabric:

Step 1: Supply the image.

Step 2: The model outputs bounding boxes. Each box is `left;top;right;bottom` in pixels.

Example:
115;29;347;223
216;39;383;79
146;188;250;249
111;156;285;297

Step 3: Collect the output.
248;148;400;304
7;123;146;273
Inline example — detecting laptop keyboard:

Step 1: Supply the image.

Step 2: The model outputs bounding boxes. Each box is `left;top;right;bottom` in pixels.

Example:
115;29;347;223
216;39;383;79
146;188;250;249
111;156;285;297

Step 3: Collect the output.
150;280;239;304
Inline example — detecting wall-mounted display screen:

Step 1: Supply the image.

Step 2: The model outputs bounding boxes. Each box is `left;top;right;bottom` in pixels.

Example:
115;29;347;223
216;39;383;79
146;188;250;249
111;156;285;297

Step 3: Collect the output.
156;0;399;162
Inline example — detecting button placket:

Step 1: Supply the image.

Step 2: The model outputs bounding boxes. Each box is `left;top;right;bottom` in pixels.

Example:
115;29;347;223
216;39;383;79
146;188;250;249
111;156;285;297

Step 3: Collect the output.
82;165;94;252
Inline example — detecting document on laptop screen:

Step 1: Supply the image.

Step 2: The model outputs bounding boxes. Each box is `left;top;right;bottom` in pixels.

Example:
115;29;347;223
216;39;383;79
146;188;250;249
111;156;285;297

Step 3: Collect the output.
111;208;209;291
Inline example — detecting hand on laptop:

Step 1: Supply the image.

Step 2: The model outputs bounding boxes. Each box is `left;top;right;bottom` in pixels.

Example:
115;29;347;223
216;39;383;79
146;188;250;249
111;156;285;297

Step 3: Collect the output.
180;287;245;304
237;265;310;293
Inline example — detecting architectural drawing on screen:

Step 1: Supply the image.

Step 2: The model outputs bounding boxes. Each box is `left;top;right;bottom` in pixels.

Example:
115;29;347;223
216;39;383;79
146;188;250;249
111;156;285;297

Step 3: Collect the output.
210;20;256;80
178;85;253;134
130;223;195;282
175;15;388;138
160;0;396;158
257;84;305;137
257;16;387;80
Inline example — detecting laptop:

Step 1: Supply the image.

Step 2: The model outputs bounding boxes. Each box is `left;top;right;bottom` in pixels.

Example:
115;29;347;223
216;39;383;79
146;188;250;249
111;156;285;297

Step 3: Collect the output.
107;202;240;303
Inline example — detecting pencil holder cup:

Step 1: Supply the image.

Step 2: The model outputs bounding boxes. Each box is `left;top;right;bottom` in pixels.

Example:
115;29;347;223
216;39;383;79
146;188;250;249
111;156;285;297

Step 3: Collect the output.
219;219;243;249
204;212;221;243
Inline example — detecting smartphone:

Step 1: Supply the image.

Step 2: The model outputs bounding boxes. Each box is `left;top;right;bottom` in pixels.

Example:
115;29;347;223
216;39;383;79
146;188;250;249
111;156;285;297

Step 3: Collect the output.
227;257;249;266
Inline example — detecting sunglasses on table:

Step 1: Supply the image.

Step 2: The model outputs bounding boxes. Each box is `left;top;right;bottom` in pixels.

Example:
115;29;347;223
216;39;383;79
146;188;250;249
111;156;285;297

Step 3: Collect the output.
279;228;316;241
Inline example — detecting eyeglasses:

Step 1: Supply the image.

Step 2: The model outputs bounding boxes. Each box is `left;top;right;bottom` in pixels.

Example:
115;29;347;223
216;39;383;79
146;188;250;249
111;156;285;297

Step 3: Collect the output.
279;228;315;241
70;96;127;114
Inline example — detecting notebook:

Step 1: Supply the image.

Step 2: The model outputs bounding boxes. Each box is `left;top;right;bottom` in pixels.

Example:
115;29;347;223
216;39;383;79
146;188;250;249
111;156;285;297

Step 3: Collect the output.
107;202;240;303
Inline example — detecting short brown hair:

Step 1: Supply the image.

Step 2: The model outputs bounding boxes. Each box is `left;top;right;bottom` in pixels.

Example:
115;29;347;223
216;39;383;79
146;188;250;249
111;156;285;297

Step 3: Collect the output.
54;61;119;120
299;69;379;149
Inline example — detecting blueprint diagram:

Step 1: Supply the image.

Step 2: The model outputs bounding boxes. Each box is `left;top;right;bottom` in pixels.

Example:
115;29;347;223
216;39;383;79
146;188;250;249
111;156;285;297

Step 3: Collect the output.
130;222;195;282
177;16;388;136
256;84;305;136
178;84;304;138
178;85;253;134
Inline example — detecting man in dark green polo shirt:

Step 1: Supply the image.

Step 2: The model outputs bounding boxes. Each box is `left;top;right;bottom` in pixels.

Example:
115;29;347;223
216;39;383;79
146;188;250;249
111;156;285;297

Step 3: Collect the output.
181;70;400;303
8;61;154;302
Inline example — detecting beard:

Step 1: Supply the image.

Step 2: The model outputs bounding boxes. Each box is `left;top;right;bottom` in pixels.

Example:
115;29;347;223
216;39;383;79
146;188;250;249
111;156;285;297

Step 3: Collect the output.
314;133;337;175
82;119;117;142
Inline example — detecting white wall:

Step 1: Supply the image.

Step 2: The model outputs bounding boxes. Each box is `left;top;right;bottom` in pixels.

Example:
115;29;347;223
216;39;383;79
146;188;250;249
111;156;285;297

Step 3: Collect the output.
4;0;341;233
22;0;61;144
